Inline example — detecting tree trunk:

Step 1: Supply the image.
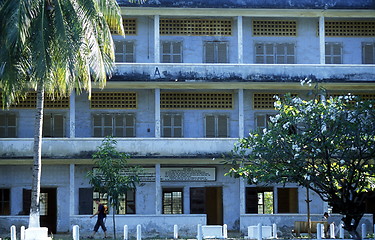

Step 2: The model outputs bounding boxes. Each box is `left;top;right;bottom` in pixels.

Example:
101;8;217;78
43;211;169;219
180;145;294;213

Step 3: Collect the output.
29;84;44;228
342;214;363;240
113;205;116;239
306;187;312;238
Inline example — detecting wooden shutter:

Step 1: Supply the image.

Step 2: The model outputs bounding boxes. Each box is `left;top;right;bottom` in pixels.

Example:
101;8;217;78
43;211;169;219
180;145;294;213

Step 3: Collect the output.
277;188;298;213
246;188;258;214
79;188;93;215
217;42;228;63
190;187;206;214
114;41;125;62
43;114;52;137
93;114;102;137
205;42;215;63
53;114;64;137
125;42;135;63
255;43;265;63
205;115;215;137
172;42;182;63
125;114;135;137
217;115;228;137
162;114;172;137
22;189;31;215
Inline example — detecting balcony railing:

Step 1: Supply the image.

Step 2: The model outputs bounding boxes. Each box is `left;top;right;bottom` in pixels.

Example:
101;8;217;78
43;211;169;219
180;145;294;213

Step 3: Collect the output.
0;138;238;159
113;63;375;83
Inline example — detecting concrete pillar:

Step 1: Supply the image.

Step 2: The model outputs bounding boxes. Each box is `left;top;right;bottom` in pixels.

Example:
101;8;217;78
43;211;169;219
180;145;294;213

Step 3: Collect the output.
70;164;75;216
155;163;162;214
319;16;325;64
69;90;76;138
183;186;190;214
237;16;243;64
137;224;142;240
154;15;160;63
339;223;344;238
21;226;26;240
272;223;277;239
10;225;16;240
239;177;245;214
317;223;322;240
238;89;244;138
124;225;128;240
223;224;228;239
155;88;161;138
362;223;367;239
197;224;203;240
257;223;262;240
330;223;335;238
72;225;79;240
174;224;178;239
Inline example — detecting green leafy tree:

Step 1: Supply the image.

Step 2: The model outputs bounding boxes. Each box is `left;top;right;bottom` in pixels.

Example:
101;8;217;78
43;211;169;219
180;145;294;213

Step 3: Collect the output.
87;136;142;239
0;0;144;229
227;91;375;239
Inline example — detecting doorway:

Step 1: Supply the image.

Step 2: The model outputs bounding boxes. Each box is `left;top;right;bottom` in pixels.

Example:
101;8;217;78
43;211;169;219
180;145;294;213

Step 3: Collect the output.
190;187;223;225
23;188;57;233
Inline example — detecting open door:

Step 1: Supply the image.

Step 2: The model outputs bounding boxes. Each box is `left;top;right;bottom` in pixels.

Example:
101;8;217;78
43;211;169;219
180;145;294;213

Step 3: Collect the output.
190;187;223;225
23;188;57;234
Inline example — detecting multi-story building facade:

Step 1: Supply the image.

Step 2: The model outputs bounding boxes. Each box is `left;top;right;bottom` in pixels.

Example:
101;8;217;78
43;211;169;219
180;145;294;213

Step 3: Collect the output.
0;0;375;237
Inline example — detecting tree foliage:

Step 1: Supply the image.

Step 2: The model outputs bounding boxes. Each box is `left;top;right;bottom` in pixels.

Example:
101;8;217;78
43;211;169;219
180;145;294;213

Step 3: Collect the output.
87;136;142;239
227;91;375;238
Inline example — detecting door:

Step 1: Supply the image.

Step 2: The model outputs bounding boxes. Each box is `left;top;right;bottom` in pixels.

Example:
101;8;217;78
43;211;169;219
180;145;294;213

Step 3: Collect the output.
190;187;223;225
23;188;57;233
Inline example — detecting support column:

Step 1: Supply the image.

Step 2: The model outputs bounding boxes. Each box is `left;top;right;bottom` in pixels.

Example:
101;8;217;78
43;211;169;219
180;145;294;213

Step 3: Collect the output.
154;15;160;63
155;163;162;215
155;88;161;138
240;177;245;215
69;90;75;138
69;164;75;216
319;16;325;64
237;16;243;64
238;89;244;138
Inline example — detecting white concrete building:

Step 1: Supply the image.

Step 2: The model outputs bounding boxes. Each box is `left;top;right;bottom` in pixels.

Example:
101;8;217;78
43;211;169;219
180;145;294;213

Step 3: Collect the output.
0;0;375;237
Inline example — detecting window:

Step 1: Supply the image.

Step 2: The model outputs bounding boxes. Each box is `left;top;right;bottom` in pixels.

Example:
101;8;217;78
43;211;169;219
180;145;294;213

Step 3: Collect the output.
205;114;229;138
325;42;342;64
0;189;10;215
93;113;135;137
161;41;183;63
162;113;183;137
43;113;65;137
246;188;274;214
114;41;135;63
118;189;136;214
92;191;109;215
255;114;276;131
255;43;295;64
79;188;93;215
0;113;17;137
163;188;183;214
362;42;375;64
246;187;298;214
204;42;228;63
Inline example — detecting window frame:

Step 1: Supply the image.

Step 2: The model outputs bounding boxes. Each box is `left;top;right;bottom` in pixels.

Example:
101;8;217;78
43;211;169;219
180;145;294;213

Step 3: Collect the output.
0;113;17;138
161;113;183;138
43;112;66;137
162;188;183;214
255;42;295;64
204;114;229;138
92;113;136;137
161;41;183;63
325;42;343;64
245;187;274;214
362;42;375;64
114;40;135;63
255;113;277;131
203;41;229;63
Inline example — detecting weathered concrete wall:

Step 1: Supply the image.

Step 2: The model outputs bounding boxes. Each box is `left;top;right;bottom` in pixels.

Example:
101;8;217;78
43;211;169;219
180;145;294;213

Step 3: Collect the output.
118;0;375;9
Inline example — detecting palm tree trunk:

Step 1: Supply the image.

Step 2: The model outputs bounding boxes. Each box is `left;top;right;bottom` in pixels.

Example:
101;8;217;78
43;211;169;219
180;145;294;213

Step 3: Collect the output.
29;83;44;228
113;206;116;239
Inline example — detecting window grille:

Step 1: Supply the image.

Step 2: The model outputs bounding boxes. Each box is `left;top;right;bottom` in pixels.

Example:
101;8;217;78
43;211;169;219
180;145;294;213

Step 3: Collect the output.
0;92;69;109
252;20;297;36
162;113;183;137
112;18;137;35
362;42;375;64
161;93;233;109
115;41;135;63
205;114;229;138
255;43;295;64
91;92;137;109
324;21;375;37
161;41;183;63
160;19;232;36
204;41;228;63
163;189;183;214
0;113;17;138
325;42;342;64
92;113;135;137
330;93;375;101
253;93;297;109
43;113;65;137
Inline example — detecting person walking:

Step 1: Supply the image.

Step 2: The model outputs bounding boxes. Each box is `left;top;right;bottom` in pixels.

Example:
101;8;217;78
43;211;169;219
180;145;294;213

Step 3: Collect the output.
88;198;108;239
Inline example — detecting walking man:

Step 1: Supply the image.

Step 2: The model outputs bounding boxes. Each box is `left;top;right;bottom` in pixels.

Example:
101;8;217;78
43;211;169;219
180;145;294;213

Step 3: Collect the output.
89;198;108;239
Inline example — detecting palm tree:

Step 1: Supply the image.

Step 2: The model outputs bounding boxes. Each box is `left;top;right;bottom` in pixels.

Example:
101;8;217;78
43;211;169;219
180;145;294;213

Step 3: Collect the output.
0;0;143;230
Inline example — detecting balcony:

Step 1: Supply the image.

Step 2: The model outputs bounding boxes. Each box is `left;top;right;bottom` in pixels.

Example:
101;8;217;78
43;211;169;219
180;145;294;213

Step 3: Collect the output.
0;138;238;160
112;63;375;86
